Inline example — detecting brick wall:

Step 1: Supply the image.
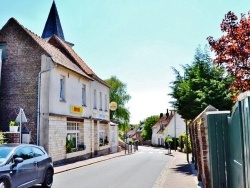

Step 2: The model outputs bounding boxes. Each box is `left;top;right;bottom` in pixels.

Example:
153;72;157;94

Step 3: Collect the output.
198;117;210;188
0;19;45;144
5;133;20;143
189;106;217;188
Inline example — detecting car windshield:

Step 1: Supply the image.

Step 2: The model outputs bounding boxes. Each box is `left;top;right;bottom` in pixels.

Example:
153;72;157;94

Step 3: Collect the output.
0;147;13;163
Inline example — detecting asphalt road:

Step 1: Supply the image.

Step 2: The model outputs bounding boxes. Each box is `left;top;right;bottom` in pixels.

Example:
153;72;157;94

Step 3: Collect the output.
52;146;172;188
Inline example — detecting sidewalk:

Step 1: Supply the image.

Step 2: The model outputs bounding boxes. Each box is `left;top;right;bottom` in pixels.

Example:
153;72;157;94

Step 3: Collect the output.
155;151;203;188
54;149;202;188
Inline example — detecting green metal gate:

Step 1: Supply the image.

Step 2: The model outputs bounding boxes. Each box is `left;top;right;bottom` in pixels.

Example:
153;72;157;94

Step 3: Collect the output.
191;92;250;187
210;94;250;188
227;101;244;188
207;111;229;188
239;95;250;188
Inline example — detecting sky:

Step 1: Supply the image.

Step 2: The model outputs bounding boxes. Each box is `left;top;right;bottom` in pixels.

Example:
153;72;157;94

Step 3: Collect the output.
1;1;250;124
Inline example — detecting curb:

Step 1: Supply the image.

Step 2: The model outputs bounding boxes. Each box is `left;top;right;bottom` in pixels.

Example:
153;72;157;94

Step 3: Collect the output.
54;151;135;174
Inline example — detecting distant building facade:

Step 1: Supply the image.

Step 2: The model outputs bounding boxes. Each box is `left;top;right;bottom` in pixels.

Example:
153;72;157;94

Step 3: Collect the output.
151;110;185;147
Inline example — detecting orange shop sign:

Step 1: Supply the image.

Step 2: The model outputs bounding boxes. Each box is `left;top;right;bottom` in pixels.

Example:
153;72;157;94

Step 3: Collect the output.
70;105;83;114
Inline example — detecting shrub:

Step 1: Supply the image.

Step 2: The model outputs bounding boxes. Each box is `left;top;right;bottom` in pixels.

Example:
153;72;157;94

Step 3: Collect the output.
0;132;6;144
179;133;191;153
66;139;74;153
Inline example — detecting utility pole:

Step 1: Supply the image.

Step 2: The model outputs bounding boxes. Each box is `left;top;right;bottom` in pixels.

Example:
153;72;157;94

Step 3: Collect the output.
186;119;189;163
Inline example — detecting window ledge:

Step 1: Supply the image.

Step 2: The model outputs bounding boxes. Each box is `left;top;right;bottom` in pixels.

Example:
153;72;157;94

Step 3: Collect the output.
66;150;86;158
99;145;110;150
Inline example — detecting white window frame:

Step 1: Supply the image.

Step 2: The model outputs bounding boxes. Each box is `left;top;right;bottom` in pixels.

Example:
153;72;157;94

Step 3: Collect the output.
67;122;80;149
93;89;97;109
99;124;108;146
99;124;104;146
82;84;86;106
60;75;66;101
104;94;108;111
99;92;102;110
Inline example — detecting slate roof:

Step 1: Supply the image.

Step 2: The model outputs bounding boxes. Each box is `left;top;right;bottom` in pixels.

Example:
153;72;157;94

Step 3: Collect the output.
2;18;94;81
42;1;65;40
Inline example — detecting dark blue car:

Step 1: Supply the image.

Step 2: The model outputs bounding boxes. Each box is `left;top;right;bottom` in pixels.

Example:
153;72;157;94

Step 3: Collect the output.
0;144;54;188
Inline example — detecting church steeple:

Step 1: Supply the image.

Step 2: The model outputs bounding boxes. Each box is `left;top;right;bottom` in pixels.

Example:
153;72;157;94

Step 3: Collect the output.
42;1;65;40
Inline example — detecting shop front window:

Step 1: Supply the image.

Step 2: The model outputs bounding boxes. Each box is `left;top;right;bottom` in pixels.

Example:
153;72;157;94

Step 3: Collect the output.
99;125;109;146
66;122;81;153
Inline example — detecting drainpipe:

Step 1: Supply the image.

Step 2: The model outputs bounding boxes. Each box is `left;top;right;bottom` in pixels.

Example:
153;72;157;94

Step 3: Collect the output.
0;49;2;85
37;66;55;145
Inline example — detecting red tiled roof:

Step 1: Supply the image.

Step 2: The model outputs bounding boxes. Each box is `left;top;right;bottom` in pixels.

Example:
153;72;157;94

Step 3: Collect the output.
48;35;110;87
157;130;164;134
152;114;174;128
48;35;95;75
3;18;106;83
127;130;136;136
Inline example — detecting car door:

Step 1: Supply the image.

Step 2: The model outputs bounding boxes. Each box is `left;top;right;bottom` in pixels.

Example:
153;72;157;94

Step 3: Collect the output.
32;146;47;182
10;146;38;187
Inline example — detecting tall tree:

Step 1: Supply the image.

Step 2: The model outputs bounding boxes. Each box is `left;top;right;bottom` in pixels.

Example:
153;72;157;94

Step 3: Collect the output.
207;11;250;95
169;46;234;120
141;115;159;140
105;76;131;129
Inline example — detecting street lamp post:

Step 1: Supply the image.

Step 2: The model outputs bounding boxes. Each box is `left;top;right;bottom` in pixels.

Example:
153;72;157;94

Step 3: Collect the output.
174;110;176;151
186;119;189;162
124;125;127;154
167;135;171;154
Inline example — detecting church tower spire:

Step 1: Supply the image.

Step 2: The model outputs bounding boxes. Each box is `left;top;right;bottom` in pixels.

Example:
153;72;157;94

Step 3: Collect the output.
42;1;65;40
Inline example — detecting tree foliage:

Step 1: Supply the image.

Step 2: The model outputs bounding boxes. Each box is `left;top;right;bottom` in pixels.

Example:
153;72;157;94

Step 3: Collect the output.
207;11;250;95
169;46;234;120
141;115;159;140
105;76;131;129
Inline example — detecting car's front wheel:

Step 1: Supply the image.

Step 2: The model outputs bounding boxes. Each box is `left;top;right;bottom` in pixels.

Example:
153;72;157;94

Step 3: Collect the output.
42;169;53;188
0;178;9;188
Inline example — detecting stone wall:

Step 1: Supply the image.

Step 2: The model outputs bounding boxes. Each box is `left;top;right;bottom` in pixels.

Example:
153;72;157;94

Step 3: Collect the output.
47;116;94;162
84;120;92;154
98;146;110;156
48;116;67;162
